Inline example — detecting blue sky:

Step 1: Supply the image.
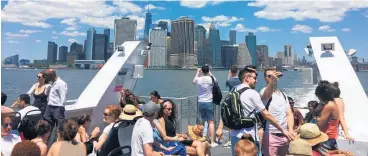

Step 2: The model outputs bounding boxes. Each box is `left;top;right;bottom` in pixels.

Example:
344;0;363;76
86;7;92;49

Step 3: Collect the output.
1;0;368;61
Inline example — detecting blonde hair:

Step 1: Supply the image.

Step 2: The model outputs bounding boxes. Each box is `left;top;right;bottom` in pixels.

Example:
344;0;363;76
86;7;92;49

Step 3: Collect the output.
234;140;257;156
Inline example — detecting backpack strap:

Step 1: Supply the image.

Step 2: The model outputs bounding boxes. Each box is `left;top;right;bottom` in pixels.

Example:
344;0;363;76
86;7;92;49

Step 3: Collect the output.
210;76;215;86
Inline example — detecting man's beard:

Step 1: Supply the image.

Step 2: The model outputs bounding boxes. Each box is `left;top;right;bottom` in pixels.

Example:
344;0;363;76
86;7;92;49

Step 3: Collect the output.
250;84;256;89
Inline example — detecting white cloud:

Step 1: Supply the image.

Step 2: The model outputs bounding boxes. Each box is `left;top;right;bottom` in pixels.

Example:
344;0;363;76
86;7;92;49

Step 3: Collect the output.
8;40;19;44
318;25;335;32
1;1;117;28
113;1;142;14
291;24;313;33
179;0;226;8
52;31;57;34
145;4;165;10
60;18;77;25
19;29;42;34
68;38;78;43
341;28;351;32
60;31;86;37
231;24;279;33
35;40;42;43
248;1;368;22
202;15;244;28
79;16;118;29
5;32;29;38
233;24;257;33
52;36;59;40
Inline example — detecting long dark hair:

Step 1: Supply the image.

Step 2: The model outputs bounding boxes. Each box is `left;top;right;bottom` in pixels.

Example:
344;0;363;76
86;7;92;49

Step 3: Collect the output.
330;82;341;98
315;80;334;103
158;99;177;122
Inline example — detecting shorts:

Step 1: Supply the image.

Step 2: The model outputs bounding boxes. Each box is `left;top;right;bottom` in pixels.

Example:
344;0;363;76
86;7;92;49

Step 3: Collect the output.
198;102;214;121
321;139;338;150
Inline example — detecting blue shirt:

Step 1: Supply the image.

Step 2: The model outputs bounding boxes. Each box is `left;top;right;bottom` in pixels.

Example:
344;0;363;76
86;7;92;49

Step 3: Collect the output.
226;77;241;92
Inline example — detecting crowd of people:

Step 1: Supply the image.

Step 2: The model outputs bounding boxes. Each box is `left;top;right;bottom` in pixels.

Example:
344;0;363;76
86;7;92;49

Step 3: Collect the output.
0;65;357;156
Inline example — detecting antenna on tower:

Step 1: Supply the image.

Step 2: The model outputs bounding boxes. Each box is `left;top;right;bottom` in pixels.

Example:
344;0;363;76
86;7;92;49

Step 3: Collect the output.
147;2;150;13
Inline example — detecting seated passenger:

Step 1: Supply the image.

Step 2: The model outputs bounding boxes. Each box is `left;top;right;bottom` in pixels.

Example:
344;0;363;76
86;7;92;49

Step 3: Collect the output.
74;115;100;143
296;123;353;156
156;99;211;156
93;105;121;151
119;89;140;108
10;140;41;156
304;101;318;123
234;139;257;156
31;120;51;156
150;90;163;104
47;119;86;156
288;97;304;132
1;114;21;156
12;94;40;120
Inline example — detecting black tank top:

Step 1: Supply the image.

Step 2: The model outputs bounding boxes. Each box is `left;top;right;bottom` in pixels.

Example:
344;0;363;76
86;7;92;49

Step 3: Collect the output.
33;88;48;112
164;118;176;137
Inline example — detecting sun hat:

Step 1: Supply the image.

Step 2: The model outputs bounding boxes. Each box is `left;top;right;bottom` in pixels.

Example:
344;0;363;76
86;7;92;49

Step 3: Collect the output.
119;104;142;120
287;139;313;156
187;124;205;140
295;123;328;146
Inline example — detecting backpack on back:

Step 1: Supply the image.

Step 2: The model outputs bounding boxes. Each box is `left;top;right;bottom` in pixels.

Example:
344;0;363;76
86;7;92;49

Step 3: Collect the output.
220;87;256;130
210;76;222;105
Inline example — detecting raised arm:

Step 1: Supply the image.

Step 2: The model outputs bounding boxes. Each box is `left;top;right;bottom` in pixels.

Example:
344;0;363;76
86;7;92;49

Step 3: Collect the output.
193;68;201;84
261;74;277;101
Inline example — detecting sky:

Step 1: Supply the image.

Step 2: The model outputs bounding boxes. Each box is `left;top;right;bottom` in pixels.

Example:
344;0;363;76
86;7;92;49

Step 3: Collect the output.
1;0;368;62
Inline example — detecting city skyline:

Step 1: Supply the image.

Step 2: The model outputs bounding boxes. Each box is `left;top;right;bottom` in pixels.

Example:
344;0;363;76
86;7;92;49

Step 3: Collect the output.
2;1;368;61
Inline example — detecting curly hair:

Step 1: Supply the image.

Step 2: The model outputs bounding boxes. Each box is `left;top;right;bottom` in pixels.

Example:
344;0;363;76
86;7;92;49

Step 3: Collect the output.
58;119;78;141
158;99;177;122
76;114;91;126
10;141;41;156
315;80;334;103
35;120;51;137
330;82;341;98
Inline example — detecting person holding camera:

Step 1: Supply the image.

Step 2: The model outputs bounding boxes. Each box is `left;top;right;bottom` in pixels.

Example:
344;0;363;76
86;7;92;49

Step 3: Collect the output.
260;67;295;156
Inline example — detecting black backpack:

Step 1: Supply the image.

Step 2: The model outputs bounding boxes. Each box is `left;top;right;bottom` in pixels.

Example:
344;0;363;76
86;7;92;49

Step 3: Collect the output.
220;87;256;130
256;91;287;128
210;76;222;105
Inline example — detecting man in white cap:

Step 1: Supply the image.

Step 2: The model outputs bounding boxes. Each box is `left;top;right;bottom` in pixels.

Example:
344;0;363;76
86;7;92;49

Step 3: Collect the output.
131;101;163;156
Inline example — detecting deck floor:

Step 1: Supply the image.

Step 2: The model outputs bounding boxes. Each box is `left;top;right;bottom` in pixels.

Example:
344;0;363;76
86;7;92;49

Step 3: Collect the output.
210;146;232;156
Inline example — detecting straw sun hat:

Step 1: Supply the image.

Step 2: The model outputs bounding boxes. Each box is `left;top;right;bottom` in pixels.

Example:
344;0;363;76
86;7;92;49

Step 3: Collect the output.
119;104;143;120
287;139;313;156
295;123;328;146
187;125;205;141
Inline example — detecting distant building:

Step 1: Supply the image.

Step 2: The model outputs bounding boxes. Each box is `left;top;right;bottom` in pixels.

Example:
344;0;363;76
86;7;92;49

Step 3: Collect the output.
284;45;292;57
256;45;269;67
47;41;58;64
208;22;221;67
221;45;238;68
268;57;275;66
221;40;230;47
104;28;110;43
276;51;285;65
34;59;48;65
195;25;206;66
144;10;152;40
148;28;167;68
4;54;19;67
93;34;108;61
245;32;257;66
171;17;195;67
229;30;236;45
86;28;96;60
166;36;171;67
107;42;114;60
58;46;68;62
114;17;137;48
70;42;84;60
203;41;213;65
158;21;168;31
150;24;158;29
74;60;105;69
236;43;252;68
67;52;77;67
169;54;179;67
19;59;30;66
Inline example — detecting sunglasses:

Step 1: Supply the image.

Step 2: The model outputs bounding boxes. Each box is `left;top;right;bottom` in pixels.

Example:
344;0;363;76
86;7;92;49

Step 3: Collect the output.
289;102;295;104
2;123;12;129
37;76;42;79
165;108;173;111
103;112;111;116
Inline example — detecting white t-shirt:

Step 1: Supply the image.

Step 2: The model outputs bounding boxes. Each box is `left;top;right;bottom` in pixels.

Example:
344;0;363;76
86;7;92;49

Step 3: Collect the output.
260;88;290;133
102;122;120;136
17;105;40;120
1;134;21;156
231;83;266;139
194;76;215;102
131;118;154;156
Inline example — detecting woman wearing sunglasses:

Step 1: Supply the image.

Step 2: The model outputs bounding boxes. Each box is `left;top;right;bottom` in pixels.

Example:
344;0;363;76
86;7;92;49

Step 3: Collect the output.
1;114;21;156
26;71;51;114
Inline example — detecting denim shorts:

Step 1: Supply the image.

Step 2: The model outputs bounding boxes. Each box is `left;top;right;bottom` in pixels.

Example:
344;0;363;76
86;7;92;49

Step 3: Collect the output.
198;102;214;121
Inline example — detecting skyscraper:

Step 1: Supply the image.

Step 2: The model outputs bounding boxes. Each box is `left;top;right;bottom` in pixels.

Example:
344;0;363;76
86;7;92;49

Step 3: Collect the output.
93;34;108;61
256;45;269;66
158;21;168;30
209;22;221;67
229;30;236;45
246;32;257;66
144;7;152;40
58;46;68;62
114;17;137;48
171;17;195;67
47;41;58;64
284;45;292;57
104;28;110;43
148;28;167;68
195;25;206;66
70;42;84;60
4;54;19;67
236;43;252;68
221;45;238;68
86;28;96;60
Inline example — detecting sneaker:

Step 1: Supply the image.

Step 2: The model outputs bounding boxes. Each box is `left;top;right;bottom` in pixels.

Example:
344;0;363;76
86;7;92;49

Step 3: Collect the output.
211;143;219;148
223;141;231;147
